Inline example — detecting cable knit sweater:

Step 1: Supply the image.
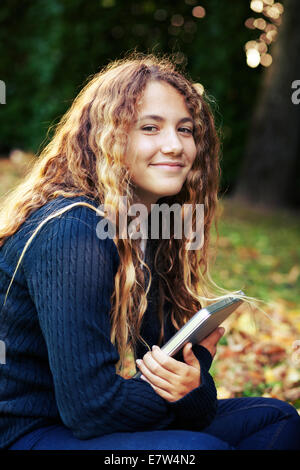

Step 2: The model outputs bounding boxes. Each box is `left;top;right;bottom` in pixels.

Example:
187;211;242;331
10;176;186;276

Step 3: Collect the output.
0;196;217;449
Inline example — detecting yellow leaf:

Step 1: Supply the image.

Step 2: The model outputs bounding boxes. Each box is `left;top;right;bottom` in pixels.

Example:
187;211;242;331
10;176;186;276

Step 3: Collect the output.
217;386;232;399
264;368;276;383
287;266;300;283
236;312;257;335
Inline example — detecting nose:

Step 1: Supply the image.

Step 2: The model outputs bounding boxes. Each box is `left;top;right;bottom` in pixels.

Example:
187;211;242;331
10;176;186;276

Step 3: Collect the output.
160;128;184;156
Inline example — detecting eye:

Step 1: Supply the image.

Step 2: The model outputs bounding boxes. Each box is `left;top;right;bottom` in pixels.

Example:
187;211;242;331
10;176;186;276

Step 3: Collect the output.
142;126;158;132
178;127;193;134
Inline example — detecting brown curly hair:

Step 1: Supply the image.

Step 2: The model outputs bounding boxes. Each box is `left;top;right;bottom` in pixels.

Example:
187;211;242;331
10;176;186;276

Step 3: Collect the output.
0;52;247;371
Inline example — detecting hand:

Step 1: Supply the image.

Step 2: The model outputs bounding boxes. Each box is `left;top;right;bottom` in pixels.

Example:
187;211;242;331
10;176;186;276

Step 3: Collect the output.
136;342;201;402
135;326;225;402
199;326;225;359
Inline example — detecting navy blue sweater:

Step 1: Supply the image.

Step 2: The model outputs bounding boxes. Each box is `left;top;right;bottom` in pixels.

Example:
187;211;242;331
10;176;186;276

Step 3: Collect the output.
0;196;217;449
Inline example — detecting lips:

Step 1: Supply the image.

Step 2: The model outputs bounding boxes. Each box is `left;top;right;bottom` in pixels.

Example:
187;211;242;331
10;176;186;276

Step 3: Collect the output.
149;163;184;172
150;162;184;167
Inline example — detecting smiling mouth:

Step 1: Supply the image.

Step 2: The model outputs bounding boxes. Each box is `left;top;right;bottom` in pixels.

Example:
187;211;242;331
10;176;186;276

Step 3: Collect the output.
150;164;184;168
150;163;183;171
150;162;184;167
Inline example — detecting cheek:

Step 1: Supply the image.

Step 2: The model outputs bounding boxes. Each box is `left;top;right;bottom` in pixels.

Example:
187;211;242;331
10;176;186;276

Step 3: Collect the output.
188;141;197;165
129;140;157;169
135;136;157;158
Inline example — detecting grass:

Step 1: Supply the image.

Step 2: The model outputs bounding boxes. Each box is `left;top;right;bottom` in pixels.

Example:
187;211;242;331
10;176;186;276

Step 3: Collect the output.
210;197;300;308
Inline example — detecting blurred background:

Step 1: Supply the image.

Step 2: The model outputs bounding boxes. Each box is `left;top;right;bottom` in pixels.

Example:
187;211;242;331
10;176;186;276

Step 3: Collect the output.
0;0;299;410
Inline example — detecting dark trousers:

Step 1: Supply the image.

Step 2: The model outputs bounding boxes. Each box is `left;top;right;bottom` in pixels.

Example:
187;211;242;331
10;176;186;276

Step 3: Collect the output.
9;397;300;450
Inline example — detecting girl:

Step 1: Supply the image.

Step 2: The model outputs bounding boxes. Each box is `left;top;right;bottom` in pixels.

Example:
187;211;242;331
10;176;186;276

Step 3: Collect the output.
0;53;299;450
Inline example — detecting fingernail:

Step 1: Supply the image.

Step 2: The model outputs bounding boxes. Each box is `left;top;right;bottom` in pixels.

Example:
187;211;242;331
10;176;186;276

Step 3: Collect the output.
152;345;159;351
136;359;141;365
219;327;225;335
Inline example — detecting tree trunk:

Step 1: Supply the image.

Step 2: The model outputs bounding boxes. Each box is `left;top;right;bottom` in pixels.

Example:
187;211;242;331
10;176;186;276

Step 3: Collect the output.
233;0;300;209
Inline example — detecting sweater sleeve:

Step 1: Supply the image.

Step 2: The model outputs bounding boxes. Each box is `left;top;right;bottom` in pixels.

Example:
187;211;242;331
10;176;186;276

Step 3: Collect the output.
167;345;218;429
22;202;217;438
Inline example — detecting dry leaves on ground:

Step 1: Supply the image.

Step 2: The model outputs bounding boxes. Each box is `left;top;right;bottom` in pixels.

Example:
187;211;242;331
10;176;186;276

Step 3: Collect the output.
213;302;300;414
122;302;300;414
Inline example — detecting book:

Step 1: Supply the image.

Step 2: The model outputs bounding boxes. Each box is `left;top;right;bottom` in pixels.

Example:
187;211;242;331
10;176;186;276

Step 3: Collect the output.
133;290;245;378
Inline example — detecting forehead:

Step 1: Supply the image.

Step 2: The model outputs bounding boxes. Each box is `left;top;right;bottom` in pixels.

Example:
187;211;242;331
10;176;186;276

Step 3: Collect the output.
136;80;191;116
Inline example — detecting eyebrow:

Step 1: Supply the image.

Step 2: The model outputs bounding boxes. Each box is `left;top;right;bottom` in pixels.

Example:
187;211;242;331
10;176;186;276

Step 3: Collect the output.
137;114;194;126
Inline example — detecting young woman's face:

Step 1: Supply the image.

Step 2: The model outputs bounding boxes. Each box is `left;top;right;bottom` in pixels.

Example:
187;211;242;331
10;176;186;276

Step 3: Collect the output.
125;80;197;211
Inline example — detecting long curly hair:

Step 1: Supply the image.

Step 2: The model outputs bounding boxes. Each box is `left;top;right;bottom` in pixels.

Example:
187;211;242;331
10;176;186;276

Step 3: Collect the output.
0;52;246;371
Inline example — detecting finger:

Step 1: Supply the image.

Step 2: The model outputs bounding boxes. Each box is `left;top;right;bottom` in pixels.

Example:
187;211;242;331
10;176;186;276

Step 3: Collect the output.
200;327;225;357
145;381;175;402
218;326;225;337
211;326;225;339
137;359;182;401
201;326;225;347
139;373;174;401
140;374;151;384
136;357;173;388
142;350;175;381
150;346;183;376
182;343;200;369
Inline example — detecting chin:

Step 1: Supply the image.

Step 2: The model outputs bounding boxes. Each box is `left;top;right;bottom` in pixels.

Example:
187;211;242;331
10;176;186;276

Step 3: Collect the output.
161;186;183;197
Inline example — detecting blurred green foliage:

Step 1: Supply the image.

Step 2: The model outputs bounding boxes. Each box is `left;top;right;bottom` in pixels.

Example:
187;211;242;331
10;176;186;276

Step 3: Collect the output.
0;0;263;194
210;199;300;307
